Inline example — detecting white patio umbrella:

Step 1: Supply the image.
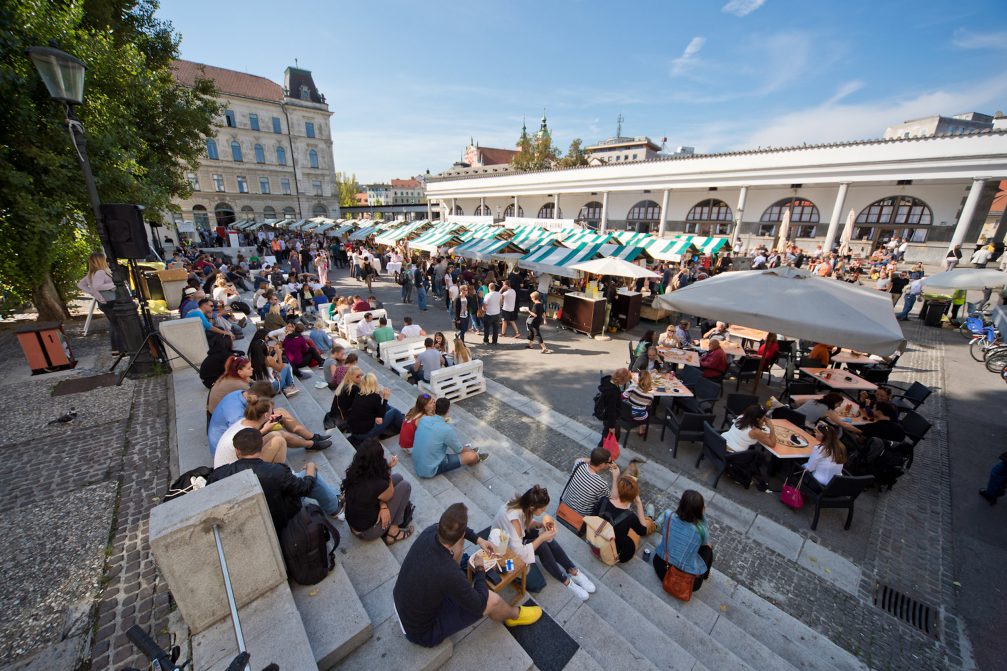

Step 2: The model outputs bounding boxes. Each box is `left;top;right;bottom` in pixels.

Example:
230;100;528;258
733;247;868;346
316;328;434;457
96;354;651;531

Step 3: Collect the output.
569;256;660;279
921;268;1007;291
838;209;855;255
776;208;792;253
653;266;906;354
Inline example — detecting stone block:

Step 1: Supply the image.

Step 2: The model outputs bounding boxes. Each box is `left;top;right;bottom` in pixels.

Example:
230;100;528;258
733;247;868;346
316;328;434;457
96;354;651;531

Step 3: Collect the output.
159;318;208;372
746;515;804;561
291;563;372;669
149;470;286;634
172;369;213;474
191;583;316;671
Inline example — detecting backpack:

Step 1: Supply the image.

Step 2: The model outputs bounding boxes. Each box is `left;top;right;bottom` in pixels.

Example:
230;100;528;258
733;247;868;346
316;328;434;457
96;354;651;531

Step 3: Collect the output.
280;503;341;585
584;508;632;566
592;392;606;420
164;466;212;502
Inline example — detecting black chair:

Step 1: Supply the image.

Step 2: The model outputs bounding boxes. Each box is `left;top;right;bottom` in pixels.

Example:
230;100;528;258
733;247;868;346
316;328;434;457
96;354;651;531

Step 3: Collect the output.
890;381;932;412
899;410;932;469
720;393;759;430
857;367;893;385
627;340;637;366
771;406;808;429
782;380;816;404
617;403;650;449
677;365;703;389
797;356;821;369
692;378;721;413
662;409;714;458
761;351;782;386
801;474;874;530
727;356;763;391
696;421;736;488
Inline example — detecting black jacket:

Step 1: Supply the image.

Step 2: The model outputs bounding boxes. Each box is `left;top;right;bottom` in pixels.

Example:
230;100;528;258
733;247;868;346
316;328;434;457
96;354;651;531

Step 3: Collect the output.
453;295;478;322
598;376;623;429
208;458;315;532
347;391;388;435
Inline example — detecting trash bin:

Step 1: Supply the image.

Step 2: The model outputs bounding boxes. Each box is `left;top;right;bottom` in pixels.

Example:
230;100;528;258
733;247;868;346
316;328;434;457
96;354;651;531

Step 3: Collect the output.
923;300;949;327
15;322;76;374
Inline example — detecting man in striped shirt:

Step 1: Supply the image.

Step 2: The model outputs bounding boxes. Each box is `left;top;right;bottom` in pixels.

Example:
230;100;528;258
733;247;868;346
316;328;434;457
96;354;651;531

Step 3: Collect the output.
561;447;619;516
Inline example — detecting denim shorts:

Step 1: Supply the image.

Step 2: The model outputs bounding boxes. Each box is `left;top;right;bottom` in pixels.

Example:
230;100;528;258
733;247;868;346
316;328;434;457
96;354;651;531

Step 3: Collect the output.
435;452;462;475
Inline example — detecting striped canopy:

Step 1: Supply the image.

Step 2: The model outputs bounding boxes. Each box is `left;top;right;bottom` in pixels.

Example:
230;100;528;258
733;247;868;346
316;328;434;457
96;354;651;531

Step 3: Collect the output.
611;230;654;246
329;223;356;237
458;225;504;242
349;225;381;241
374;219;430;245
642;237;694;261
560;229;613;247
599;244;647;261
518;243;606;279
451;238;521;262
508;227;558;249
410;227;463;253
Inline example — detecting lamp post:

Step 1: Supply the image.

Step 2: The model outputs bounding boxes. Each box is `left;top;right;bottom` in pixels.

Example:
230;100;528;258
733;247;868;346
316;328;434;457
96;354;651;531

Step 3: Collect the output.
27;45;146;358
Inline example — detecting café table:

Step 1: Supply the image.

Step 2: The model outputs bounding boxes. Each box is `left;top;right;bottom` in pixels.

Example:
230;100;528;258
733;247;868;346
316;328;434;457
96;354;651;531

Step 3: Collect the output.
699;338;745;357
799;367;878;392
467;547;528;606
790;394;870;426
728;325;769;343
764;419;819;459
830;350;885;367
656;346;701;367
631;371;694;397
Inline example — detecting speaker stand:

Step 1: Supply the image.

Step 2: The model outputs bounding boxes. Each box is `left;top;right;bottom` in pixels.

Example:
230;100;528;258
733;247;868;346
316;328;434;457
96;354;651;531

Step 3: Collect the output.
111;331;200;385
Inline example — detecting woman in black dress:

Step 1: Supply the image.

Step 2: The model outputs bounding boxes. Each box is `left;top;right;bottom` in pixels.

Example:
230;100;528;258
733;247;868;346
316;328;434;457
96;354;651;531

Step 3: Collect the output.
525;291;550;354
342;439;413;545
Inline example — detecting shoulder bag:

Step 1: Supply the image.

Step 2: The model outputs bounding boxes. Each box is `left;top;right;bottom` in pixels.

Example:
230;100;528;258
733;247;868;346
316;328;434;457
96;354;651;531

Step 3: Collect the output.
780;468;806;510
660;516;695;602
554;462;588;536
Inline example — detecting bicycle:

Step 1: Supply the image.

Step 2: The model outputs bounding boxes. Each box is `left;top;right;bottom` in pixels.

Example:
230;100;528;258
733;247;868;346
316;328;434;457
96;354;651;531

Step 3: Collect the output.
122;623;270;671
968;326;1001;362
959;306;993;339
984;346;1007;374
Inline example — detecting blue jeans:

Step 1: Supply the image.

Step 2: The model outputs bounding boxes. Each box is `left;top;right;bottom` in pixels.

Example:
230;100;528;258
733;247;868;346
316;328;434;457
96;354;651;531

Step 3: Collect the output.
897;293;918;320
401;283;413;302
356;407;404;441
271;363;295;392
297;470;341;515
434;452;463;475
985;460;1006;497
417;286;428;311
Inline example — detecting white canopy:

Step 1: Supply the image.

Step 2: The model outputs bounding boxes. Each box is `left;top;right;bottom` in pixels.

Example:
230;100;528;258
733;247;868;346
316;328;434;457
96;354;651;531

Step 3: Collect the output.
921;269;1007;291
653;267;906;354
569;256;660;279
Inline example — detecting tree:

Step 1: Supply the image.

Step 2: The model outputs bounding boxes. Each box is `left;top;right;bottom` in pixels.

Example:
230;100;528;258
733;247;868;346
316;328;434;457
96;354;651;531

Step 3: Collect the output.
0;0;219;320
335;172;360;208
558;138;588;168
511;123;536;171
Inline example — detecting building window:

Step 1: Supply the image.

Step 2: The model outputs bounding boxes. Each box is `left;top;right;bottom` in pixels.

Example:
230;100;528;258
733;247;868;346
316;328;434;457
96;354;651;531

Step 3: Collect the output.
281;179;291;195
214;202;235;226
224;110;236;127
312;203;327;216
308;149;319;169
236;176;248;193
474;204;491;216
276;147;286;165
259;177;270;194
206;139;219;160
186;172;200;190
240;205;255;221
632;154;638;160
537;203;562;219
249;113;259;131
760;198;821;224
503;204;524;218
230;140;242;162
686;198;733;223
254;144;265;163
452;205;464;215
282;206;296;219
628;199;661;221
193;205;209;227
212;174;225;192
272;116;281;133
312;180;323;196
757;223;776;236
856;196;932;226
792;225;816;238
578;201;603;225
263;206;276;221
305;121;315;138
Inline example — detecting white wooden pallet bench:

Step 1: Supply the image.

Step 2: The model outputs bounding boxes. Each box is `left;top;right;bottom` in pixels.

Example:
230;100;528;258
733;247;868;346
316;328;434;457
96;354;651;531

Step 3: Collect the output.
339;308;387;344
387;338;428;379
418;359;486;401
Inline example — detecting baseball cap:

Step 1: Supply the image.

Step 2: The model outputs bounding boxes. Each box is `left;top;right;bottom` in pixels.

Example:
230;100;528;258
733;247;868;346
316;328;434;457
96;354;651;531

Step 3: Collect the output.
183;287;197;296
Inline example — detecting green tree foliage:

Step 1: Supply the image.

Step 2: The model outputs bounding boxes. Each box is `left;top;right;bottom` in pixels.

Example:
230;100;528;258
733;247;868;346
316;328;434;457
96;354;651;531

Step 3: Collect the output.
335;171;360;208
511;125;563;172
0;0;219;320
557;138;588;168
511;125;537;171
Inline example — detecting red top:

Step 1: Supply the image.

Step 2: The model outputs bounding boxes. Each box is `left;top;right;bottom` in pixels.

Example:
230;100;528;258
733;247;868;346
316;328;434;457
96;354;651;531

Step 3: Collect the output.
283;335;311;366
399;417;419;449
758;341;780;363
700;347;728;379
353;300;371;313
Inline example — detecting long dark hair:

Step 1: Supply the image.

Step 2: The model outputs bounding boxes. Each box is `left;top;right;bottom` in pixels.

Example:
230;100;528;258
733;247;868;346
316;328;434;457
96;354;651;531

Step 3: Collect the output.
675;490;705;524
506;485;550;527
342;439;389;493
735;404;767;430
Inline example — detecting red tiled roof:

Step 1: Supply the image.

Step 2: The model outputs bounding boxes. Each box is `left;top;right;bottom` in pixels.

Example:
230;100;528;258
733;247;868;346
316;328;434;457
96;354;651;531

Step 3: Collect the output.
172;59;283;101
391;178;420;188
991;180;1007;214
478;147;518;165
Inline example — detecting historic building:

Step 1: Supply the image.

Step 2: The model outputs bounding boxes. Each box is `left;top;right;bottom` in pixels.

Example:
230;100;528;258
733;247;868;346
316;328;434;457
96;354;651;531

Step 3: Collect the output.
169;60;340;236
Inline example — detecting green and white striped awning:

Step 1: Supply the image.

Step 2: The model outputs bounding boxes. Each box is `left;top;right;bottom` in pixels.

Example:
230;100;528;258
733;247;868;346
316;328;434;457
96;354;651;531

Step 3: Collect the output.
458;225;504;242
559;229;613;247
374;220;430;245
642;237;694;261
508;227;558;250
599;244;647;261
349;224;381;241
518;243;606;279
688;236;730;255
611;230;654;246
410;227;464;253
451;238;520;262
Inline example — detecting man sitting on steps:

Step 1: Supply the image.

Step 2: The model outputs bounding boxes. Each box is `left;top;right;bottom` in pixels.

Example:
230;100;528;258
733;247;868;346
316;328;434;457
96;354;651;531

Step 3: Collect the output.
393;503;542;647
412;398;487;477
208;380;331;454
560;447;620;516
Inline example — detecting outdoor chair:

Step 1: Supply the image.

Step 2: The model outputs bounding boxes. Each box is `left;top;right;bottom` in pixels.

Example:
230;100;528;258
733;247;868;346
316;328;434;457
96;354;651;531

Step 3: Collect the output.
797;356;821;370
720;393;759;430
761;351;782;386
800;474;874;530
771;406;808;429
783;380;817;403
617;403;651;450
628;340;636;366
692;378;721;414
858;367;893;385
726;356;763;391
677;365;703;389
662;410;714;459
696;421;749;489
899;410;932;469
890;381;932;413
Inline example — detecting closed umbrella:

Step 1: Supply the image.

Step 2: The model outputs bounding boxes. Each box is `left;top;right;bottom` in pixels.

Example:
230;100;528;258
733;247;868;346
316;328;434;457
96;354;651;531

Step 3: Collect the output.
921;268;1007;291
838;209;855;255
776;208;792;253
569;256;660;279
653;266;905;354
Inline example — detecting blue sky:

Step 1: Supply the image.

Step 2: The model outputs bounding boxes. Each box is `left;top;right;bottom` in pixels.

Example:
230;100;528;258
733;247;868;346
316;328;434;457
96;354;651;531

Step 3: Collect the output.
163;0;1007;182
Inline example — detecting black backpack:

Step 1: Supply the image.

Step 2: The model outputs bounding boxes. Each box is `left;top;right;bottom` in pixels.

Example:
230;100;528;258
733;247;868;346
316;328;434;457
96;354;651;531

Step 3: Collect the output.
164;466;213;502
280;503;340;585
592;392;605;420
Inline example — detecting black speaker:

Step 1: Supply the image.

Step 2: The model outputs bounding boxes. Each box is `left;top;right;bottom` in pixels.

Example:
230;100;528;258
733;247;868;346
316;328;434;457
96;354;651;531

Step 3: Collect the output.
101;204;151;260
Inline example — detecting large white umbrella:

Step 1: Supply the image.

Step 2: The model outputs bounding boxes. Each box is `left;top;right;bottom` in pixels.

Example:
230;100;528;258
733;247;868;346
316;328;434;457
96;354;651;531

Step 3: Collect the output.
922;269;1007;291
653;266;905;354
569;256;660;279
838;209;855;255
776;208;792;253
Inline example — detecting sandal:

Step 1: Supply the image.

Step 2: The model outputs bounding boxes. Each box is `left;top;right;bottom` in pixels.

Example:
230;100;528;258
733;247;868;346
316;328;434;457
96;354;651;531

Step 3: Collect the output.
384;525;414;546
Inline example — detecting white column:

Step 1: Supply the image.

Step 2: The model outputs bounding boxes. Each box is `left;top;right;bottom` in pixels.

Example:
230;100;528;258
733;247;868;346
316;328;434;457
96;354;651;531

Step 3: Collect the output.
480;196;485;215
600;192;610;233
554;193;561;219
822;183;850;252
514;195;519;218
730;186;748;247
950;178;987;249
426;201;432;221
450;198;457;218
658;189;671;237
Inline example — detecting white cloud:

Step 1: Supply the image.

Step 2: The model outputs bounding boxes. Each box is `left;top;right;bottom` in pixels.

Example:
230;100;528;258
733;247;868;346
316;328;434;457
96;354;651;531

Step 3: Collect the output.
670;36;706;77
722;0;766;17
951;29;1007;50
826;80;864;105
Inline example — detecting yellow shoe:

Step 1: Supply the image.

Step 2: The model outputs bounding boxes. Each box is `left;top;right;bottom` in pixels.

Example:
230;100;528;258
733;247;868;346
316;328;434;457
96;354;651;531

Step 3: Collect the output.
505;606;542;627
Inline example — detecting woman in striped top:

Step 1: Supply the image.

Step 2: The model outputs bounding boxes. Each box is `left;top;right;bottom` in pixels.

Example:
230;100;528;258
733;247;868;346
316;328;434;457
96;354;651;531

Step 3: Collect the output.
623;371;655;436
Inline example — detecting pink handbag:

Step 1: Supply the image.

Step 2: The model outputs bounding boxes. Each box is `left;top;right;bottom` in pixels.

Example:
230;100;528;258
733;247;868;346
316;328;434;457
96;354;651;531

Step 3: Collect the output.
780;470;806;510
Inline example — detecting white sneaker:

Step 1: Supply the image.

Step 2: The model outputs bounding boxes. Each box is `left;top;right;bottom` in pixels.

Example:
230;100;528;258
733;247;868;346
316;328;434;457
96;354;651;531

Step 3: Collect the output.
567;580;590;601
570;571;596;594
314;380;328;389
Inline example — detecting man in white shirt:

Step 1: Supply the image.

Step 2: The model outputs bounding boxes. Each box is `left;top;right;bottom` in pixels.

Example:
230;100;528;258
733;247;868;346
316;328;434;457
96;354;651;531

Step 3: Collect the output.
897;278;923;321
482;283;503;345
897;239;909;261
356;313;377;340
500;281;521;338
399;315;426;340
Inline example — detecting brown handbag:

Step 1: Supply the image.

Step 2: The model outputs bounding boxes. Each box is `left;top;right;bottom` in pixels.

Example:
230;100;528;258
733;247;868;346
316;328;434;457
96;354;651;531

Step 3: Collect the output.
660;518;695;602
554;463;588;536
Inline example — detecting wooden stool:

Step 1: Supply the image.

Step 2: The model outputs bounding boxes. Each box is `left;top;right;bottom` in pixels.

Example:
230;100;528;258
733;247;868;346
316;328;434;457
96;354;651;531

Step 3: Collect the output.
467;549;528;606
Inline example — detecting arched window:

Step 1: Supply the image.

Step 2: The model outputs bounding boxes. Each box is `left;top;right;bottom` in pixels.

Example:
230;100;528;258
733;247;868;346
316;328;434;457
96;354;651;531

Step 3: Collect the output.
308;149;319;169
240;205;255;222
276;147;287;165
474;204;491;216
627;199;661;233
230;140;242;162
578;201;603;226
263;206;277;221
312;203;327;217
282;206;296;219
503;204;524;218
206;139;219;160
453;205;464;215
214;202;235;226
537;203;562;219
855;196;933;243
759;198;820;237
254;144;265;163
192;205;209;227
685;199;733;235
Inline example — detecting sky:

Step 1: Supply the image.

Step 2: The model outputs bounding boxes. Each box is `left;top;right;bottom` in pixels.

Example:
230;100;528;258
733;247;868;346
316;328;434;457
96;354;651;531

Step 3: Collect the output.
163;0;1007;183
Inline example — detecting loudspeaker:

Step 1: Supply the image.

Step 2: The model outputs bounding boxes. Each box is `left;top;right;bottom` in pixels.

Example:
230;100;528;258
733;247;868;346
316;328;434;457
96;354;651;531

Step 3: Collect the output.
101;204;151;260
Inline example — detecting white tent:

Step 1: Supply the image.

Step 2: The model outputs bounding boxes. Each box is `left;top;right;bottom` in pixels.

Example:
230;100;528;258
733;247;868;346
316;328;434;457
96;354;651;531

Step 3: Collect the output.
570;257;660;279
921;269;1007;291
653;267;906;354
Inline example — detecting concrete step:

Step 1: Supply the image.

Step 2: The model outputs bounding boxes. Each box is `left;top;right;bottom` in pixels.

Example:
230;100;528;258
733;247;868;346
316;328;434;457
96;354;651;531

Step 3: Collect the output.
290;563;372;670
171;368;214;474
442;618;533;671
333;617;452;671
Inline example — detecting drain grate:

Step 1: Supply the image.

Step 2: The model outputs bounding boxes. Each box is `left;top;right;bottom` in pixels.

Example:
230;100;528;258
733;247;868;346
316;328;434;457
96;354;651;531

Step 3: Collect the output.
873;582;940;639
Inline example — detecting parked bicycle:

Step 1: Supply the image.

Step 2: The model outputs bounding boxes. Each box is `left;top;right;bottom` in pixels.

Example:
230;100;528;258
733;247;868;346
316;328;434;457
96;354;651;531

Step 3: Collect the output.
121;624;265;671
968;326;1001;362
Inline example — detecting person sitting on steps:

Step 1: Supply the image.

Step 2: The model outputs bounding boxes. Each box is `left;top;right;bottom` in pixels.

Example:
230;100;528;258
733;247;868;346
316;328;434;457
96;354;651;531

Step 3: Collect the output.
342;438;414;545
412;398;488;477
561;447;620;517
596;475;658;563
208;381;330;456
652;489;714;593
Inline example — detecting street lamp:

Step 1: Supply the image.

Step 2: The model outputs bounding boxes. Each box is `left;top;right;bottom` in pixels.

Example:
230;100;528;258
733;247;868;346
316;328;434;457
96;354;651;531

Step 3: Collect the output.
27;45;147;362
